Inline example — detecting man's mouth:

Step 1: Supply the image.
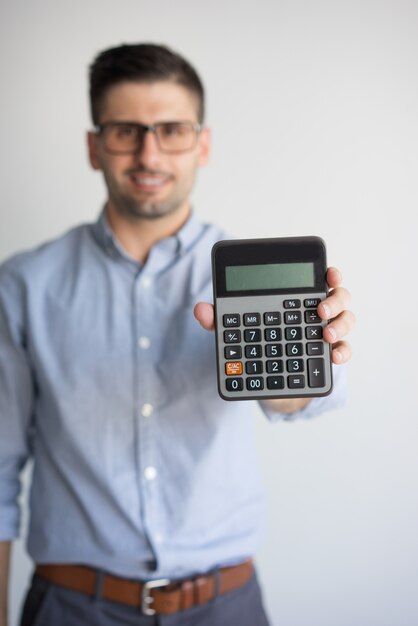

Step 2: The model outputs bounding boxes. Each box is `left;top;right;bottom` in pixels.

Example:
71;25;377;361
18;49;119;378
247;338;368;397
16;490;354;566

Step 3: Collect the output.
129;171;173;191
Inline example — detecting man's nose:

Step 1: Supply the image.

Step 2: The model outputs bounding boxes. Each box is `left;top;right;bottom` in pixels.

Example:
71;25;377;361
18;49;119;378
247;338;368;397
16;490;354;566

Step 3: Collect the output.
134;128;161;165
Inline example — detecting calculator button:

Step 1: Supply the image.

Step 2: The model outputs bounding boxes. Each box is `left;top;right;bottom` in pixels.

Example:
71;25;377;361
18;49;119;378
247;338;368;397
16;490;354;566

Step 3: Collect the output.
284;299;301;309
265;344;283;357
287;359;304;373
267;376;284;390
224;330;241;343
306;326;323;339
226;378;243;392
304;298;321;308
288;375;305;389
245;345;262;358
246;377;264;391
305;310;321;324
225;346;242;359
246;360;264;375
307;342;324;356
286;343;303;357
308;358;326;387
244;329;261;343
285;327;302;341
266;360;283;373
244;313;261;326
264;312;281;325
265;328;281;342
223;314;240;327
284;311;302;324
225;362;243;376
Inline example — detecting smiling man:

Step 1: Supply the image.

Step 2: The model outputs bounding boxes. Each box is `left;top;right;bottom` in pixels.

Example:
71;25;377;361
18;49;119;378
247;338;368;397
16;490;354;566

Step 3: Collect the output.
0;44;354;626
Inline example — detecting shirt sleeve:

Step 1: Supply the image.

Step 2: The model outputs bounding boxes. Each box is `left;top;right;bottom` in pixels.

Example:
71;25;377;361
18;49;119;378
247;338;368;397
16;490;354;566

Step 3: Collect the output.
0;264;34;540
259;363;347;423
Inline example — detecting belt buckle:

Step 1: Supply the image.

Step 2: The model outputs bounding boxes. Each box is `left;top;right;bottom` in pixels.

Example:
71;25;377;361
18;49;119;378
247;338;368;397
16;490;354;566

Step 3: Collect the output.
141;578;171;615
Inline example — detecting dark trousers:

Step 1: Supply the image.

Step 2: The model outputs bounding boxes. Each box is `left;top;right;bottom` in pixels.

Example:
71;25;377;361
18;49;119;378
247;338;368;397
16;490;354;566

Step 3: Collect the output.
20;570;271;626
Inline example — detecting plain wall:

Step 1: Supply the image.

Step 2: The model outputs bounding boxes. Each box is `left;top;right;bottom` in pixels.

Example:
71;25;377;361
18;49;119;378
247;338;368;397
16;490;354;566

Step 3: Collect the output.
1;1;418;624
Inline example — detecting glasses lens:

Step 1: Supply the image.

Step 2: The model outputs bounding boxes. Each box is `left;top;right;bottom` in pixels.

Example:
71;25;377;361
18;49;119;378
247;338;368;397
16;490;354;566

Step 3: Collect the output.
156;123;198;153
104;123;140;153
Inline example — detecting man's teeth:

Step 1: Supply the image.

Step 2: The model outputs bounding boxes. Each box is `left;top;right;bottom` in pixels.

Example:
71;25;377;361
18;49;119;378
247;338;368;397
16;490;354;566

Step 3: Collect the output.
132;175;165;186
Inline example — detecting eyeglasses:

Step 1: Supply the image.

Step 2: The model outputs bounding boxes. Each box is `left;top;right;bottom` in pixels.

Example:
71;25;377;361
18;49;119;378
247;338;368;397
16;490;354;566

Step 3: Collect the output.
96;120;202;155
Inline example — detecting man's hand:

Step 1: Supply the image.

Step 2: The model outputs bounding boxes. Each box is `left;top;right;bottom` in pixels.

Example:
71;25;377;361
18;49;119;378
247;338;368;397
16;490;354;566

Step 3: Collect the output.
194;266;354;366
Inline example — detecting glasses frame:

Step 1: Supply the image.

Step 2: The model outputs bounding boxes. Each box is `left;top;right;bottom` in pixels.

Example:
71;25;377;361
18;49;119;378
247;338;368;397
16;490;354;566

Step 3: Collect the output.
95;120;203;155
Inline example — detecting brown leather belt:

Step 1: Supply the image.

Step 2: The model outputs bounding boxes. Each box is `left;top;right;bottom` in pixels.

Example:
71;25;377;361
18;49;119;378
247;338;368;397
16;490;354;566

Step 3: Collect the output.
35;560;253;615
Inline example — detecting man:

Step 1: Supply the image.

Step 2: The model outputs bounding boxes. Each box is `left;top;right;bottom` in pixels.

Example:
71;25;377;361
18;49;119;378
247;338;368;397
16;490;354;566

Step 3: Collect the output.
0;44;354;626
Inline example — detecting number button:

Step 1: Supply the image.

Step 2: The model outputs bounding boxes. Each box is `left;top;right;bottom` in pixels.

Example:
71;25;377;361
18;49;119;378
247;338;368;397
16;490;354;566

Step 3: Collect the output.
287;359;304;372
264;312;281;325
246;377;264;391
245;345;262;358
265;344;283;358
265;328;282;342
244;329;261;343
266;360;283;373
246;361;263;375
285;327;302;341
226;378;243;392
244;313;261;326
223;314;240;327
286;343;303;357
224;330;241;343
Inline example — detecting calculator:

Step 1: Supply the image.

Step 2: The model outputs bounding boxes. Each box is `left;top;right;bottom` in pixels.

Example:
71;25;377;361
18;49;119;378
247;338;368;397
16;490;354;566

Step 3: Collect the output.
211;236;333;401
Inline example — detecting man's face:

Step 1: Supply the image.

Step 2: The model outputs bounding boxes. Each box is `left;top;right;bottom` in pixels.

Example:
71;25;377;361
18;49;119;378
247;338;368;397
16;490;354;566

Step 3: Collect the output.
88;81;210;221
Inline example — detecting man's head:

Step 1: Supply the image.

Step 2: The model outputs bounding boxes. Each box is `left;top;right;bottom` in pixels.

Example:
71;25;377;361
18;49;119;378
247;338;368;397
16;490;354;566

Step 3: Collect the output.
87;43;210;224
89;43;205;127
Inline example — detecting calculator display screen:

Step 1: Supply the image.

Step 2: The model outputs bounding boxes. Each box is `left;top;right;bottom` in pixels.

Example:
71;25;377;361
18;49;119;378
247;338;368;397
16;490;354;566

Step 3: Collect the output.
225;262;315;292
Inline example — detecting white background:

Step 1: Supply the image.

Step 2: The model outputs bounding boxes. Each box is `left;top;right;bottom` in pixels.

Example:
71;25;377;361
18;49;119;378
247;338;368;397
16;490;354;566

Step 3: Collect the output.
1;1;418;625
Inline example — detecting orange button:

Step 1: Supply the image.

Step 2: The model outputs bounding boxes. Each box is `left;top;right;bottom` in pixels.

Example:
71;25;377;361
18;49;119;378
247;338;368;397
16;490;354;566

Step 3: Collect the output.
225;361;243;376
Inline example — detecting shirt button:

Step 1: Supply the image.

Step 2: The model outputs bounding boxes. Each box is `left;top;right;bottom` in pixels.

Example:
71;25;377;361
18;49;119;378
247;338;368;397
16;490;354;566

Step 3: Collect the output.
141;403;153;417
138;336;151;350
144;466;157;481
142;276;152;288
155;533;164;545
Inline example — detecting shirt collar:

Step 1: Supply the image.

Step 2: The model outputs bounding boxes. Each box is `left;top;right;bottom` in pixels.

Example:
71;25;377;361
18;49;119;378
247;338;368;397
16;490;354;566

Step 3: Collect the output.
91;207;204;269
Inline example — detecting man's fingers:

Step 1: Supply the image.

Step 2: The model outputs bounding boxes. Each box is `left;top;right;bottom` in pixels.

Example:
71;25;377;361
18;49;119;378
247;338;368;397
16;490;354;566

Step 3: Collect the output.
323;310;356;343
194;302;215;331
318;287;351;320
331;340;352;364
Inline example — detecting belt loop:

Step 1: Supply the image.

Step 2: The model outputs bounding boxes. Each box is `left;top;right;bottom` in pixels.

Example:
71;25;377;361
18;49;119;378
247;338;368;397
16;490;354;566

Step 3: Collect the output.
213;566;221;599
93;570;104;601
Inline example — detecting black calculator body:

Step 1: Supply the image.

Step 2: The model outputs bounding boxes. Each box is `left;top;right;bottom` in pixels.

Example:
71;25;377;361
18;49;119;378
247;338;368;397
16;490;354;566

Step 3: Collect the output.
211;236;333;401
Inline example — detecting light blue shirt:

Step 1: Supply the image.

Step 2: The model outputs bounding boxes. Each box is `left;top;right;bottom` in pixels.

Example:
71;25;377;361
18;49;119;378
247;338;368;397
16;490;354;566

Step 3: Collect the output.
0;211;346;580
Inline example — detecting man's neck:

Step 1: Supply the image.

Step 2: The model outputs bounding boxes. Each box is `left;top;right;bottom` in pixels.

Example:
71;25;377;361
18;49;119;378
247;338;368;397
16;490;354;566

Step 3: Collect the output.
105;203;191;264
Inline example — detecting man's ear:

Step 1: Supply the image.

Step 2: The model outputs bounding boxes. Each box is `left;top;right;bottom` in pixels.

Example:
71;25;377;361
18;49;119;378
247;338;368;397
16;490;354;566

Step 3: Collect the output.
87;131;101;170
197;127;211;167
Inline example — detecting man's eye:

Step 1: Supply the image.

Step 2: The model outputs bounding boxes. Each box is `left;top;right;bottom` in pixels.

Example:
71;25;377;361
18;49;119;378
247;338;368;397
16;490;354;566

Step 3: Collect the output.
161;124;183;137
116;125;136;138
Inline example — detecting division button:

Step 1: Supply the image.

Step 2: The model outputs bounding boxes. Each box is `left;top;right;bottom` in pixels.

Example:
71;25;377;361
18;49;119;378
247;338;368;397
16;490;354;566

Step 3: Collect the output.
308;358;326;387
305;310;322;324
226;378;243;392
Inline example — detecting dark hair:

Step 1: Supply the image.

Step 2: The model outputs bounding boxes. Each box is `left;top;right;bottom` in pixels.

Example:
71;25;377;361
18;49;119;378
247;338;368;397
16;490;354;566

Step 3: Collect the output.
89;43;205;125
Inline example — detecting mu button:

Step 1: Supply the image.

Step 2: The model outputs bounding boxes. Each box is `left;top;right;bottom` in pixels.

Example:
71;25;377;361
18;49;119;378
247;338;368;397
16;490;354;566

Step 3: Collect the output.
225;361;243;376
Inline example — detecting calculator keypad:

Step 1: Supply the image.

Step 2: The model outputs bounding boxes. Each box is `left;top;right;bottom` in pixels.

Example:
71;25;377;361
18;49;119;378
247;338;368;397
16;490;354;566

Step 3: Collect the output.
216;293;332;399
